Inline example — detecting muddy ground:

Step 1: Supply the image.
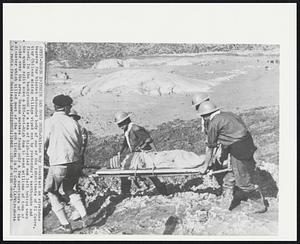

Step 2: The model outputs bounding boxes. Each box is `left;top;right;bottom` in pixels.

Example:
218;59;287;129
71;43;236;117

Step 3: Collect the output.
43;106;279;235
43;53;279;235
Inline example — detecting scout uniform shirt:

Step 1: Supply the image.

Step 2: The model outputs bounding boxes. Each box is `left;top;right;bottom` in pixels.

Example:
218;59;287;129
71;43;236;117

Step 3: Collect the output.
206;111;257;160
120;123;153;156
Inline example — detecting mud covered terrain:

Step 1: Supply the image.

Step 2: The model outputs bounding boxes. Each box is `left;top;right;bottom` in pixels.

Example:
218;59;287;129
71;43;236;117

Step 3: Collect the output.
43;106;279;235
44;47;279;235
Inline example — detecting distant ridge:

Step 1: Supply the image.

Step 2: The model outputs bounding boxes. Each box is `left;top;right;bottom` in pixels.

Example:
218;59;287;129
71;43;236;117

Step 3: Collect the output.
46;43;279;68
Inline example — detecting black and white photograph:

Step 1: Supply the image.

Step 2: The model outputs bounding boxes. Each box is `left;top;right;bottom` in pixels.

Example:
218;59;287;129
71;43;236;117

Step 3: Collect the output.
43;42;279;235
3;3;297;241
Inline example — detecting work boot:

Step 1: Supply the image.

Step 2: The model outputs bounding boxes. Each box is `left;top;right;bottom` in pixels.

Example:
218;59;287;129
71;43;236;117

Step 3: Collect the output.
247;185;263;200
53;223;72;234
228;187;248;211
81;215;93;228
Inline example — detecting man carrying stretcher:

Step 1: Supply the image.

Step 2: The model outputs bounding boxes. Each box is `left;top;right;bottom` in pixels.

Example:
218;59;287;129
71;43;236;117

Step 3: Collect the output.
109;111;168;197
195;100;267;212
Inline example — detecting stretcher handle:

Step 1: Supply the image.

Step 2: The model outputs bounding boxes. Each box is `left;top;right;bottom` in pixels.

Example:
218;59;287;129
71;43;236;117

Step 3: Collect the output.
207;167;232;176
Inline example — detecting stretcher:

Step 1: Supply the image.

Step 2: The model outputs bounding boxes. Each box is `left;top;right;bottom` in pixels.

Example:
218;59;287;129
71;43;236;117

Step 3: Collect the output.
92;147;233;178
92;165;232;178
93;150;232;178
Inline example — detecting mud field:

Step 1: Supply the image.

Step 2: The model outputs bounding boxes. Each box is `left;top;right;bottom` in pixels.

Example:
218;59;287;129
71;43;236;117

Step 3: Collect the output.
44;53;279;235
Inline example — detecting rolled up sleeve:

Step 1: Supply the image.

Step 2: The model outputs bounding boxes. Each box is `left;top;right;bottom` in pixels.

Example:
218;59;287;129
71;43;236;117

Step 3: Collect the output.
206;120;219;148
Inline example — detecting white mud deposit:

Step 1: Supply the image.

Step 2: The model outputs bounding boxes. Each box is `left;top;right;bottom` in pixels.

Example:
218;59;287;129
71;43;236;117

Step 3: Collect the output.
80;69;211;97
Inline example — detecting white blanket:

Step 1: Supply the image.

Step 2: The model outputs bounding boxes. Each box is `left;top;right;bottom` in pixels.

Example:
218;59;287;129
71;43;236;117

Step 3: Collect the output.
121;150;206;170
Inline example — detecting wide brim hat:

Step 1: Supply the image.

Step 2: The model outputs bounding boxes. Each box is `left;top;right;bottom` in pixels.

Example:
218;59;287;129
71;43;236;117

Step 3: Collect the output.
198;106;221;116
114;112;132;125
191;94;210;108
191;95;210;108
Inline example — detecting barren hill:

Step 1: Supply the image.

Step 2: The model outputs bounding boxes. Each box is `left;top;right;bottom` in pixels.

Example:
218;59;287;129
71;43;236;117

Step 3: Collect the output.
80;69;211;96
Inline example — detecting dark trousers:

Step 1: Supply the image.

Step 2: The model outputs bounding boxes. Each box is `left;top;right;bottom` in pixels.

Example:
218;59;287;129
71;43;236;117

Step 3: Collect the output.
121;176;167;195
231;155;257;192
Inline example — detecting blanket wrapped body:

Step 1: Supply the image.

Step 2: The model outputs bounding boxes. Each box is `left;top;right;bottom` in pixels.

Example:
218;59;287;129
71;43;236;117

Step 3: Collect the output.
121;150;206;170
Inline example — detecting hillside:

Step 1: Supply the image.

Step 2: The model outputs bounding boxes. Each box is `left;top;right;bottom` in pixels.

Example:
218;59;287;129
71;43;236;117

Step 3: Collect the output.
46;43;279;68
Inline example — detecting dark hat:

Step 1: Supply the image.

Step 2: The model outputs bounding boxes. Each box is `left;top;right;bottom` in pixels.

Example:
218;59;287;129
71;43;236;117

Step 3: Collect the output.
52;94;73;107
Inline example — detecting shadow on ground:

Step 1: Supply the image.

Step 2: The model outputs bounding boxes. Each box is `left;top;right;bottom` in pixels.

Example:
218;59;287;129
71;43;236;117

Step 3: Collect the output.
161;177;222;197
162;166;278;198
88;194;128;229
211;167;278;198
252;168;278;198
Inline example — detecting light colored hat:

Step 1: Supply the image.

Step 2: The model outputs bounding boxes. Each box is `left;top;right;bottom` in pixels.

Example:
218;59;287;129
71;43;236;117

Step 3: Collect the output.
191;93;210;108
114;111;131;124
198;101;220;116
69;108;81;120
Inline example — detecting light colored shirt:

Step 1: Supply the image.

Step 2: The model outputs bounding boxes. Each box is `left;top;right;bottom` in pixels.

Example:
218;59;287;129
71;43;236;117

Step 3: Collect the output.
44;111;83;165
